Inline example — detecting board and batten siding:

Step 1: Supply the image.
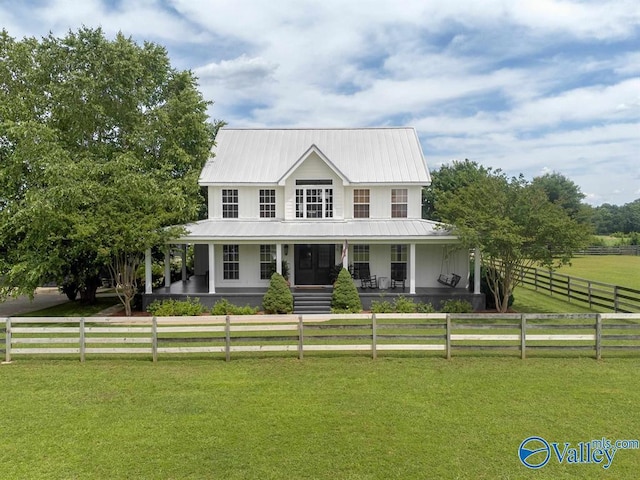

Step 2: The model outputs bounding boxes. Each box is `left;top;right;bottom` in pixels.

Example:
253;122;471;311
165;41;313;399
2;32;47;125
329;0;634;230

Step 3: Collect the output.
344;185;423;219
283;152;345;220
207;185;285;220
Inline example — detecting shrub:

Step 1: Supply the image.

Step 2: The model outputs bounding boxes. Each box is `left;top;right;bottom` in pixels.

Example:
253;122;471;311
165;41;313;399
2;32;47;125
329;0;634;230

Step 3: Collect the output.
262;272;293;314
440;299;474;313
416;301;436;313
394;295;417;313
147;297;205;316
331;268;362;313
371;299;394;313
211;298;259;315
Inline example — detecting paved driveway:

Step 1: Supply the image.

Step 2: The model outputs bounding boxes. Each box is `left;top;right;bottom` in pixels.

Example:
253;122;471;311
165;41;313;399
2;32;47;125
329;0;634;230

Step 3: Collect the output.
0;287;68;316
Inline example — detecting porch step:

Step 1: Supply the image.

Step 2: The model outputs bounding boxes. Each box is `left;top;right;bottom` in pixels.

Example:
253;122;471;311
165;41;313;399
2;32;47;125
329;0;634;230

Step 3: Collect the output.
293;291;333;314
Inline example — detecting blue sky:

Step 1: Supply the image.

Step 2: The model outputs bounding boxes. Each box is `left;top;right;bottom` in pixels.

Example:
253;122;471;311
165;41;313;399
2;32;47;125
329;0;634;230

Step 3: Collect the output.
2;0;639;205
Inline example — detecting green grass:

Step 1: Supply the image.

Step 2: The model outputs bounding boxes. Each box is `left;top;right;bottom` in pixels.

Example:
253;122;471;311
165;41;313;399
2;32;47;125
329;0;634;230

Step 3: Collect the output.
555;255;640;289
512;287;604;314
1;357;639;479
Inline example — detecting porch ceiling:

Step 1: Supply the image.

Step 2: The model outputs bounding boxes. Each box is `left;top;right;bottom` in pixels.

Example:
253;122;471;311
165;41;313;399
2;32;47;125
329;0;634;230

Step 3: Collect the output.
175;218;458;244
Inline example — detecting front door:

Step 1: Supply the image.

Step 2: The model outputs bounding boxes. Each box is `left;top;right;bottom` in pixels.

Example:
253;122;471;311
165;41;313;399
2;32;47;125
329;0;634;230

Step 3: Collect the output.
294;244;335;285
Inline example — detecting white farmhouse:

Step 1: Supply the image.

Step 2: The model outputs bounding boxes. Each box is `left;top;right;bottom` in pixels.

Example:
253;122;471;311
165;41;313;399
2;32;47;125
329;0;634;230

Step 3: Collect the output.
145;127;483;311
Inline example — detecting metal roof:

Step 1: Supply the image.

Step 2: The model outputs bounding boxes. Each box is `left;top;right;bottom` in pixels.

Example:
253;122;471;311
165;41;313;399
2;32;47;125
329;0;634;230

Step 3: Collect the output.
176;219;456;243
200;127;431;185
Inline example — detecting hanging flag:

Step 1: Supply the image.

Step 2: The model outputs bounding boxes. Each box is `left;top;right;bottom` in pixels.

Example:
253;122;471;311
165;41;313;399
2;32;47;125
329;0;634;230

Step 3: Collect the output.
341;240;348;263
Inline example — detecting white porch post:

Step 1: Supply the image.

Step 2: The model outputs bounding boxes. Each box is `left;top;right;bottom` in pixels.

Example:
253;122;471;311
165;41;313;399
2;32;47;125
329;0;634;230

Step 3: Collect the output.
409;243;416;295
181;244;187;282
164;248;171;288
208;243;216;294
276;244;283;275
145;248;152;294
474;247;481;295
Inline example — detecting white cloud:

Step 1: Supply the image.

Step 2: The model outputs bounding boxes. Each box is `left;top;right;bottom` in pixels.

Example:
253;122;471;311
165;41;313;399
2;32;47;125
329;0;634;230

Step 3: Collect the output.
194;55;278;88
0;0;638;205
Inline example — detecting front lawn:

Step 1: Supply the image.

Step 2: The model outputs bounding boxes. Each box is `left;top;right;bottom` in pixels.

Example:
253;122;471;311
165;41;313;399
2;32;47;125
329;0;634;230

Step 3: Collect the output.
1;357;639;479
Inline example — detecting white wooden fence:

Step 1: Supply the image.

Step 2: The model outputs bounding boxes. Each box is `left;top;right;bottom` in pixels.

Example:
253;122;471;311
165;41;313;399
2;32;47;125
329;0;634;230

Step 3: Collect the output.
2;313;640;362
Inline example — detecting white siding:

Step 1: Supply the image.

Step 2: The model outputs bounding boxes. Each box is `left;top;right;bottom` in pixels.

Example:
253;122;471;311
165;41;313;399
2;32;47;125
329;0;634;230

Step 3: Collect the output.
283;152;345;220
415;245;469;289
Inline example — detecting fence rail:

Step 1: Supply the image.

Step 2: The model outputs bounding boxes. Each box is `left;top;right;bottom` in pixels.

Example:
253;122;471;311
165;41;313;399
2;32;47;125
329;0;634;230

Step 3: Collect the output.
516;267;640;313
576;246;639;256
2;313;640;362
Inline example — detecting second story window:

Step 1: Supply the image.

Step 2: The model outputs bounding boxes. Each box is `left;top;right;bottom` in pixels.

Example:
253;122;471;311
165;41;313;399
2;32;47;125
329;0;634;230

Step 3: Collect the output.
295;180;333;219
353;189;370;218
259;189;276;218
222;189;238;218
391;188;407;218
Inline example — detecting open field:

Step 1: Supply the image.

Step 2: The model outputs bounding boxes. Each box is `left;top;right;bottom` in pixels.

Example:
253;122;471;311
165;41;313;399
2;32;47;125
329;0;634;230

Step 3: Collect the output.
554;255;640;289
1;357;639;479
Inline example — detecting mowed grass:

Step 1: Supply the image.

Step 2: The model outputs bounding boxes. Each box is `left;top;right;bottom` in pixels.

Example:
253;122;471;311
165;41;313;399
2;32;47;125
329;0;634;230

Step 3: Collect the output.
554;255;640;289
2;357;640;479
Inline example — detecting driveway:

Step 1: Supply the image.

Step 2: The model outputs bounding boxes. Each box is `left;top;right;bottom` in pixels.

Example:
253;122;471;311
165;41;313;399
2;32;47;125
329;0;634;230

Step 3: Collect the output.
0;287;69;316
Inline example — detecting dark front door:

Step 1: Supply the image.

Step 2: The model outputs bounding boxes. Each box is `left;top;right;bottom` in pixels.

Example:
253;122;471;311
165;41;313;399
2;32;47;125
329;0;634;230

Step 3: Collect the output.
294;244;335;285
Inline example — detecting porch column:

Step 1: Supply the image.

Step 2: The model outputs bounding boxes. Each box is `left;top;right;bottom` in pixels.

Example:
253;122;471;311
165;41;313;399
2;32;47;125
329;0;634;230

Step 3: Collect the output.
409;243;416;295
145;247;152;294
341;241;348;268
181;244;187;282
474;247;481;295
276;243;283;275
164;248;171;287
208;243;216;294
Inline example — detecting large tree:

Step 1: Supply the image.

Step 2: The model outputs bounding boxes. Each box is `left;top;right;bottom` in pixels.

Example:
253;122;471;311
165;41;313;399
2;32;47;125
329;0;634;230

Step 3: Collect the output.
422;159;490;221
0;28;215;314
437;170;589;312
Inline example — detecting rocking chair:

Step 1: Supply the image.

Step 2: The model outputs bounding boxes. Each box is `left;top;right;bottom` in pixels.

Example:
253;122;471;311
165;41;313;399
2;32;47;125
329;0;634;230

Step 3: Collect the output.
358;264;378;289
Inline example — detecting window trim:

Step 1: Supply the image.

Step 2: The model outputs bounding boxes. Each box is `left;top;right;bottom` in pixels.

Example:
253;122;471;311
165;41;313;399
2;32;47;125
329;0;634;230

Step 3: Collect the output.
259;244;276;280
353;188;370;219
391;188;408;218
223;244;240;280
259;189;276;218
222;189;238;218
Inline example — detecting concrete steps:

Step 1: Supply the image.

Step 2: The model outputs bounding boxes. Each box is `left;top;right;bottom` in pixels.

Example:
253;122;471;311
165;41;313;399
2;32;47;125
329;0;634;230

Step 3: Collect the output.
293;290;332;314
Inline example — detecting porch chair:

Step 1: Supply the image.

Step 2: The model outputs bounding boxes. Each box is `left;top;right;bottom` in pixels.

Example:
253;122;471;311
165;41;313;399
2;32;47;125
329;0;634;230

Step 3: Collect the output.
358;264;378;289
390;263;406;290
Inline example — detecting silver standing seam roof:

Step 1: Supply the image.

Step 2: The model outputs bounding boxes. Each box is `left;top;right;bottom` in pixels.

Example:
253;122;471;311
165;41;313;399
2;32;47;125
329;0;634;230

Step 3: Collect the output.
199;127;431;185
177;219;456;244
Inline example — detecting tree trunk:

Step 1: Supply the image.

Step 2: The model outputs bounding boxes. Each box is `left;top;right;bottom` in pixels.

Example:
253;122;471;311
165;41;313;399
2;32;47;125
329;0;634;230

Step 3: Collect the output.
79;275;101;304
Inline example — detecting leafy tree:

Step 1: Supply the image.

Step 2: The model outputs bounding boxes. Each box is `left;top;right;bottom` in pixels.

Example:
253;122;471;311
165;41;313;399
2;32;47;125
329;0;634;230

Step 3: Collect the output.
531;171;590;223
438;171;589;312
0;28;215;314
422;159;490;221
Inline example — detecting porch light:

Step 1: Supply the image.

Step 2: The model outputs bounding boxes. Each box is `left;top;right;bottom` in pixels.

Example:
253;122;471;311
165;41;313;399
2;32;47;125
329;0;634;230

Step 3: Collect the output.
284;244;289;256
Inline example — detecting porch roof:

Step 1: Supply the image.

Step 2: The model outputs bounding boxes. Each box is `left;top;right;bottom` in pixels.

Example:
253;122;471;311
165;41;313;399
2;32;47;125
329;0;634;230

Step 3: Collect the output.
175;219;458;244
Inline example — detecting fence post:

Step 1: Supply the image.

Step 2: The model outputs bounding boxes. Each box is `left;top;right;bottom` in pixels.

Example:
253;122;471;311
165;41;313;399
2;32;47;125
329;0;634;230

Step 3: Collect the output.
588;281;593;309
79;317;85;363
298;315;304;360
614;286;619;313
225;315;231;362
549;270;553;296
445;314;451;360
595;314;602;360
520;314;526;360
3;318;11;364
372;313;377;360
534;268;538;291
152;317;158;363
